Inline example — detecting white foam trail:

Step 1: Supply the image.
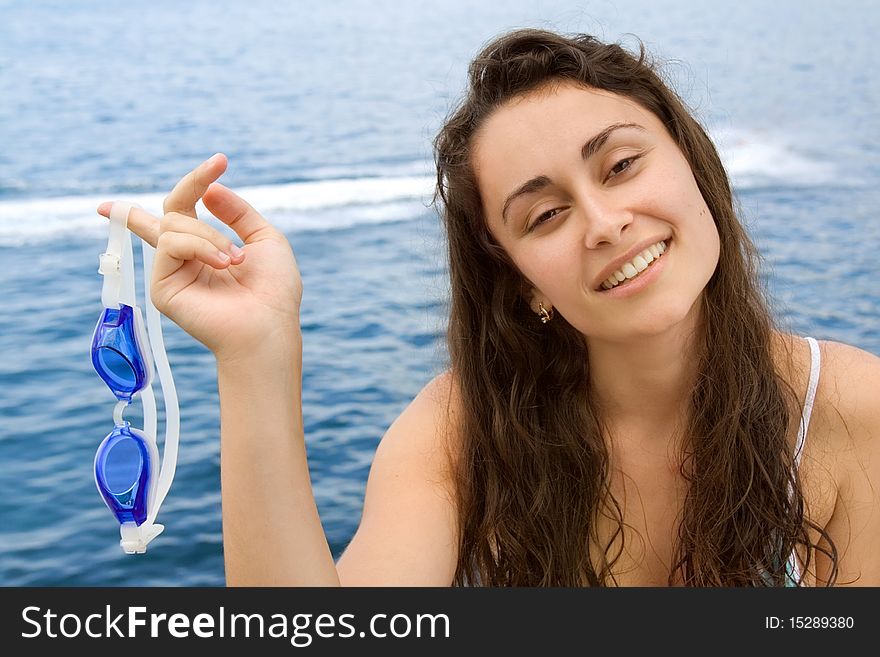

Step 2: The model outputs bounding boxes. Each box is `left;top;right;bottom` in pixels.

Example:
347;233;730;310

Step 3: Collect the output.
0;175;436;246
712;127;836;189
0;132;838;247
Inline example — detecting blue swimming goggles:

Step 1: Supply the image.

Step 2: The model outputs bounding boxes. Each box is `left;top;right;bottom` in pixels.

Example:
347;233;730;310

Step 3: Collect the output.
91;202;179;554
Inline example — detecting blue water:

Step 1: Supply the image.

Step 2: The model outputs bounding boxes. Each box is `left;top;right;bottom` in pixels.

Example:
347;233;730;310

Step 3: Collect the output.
0;0;877;586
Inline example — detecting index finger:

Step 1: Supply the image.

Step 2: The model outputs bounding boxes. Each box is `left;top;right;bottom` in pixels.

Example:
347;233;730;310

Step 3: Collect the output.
96;203;161;247
163;153;228;218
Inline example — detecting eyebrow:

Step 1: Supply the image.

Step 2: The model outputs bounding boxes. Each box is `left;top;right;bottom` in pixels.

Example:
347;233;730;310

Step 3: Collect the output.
500;122;646;225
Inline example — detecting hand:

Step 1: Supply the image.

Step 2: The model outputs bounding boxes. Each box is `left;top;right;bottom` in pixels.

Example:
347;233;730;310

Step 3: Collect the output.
98;154;303;363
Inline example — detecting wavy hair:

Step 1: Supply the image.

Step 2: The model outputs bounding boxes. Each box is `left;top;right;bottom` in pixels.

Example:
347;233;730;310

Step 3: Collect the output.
433;29;838;586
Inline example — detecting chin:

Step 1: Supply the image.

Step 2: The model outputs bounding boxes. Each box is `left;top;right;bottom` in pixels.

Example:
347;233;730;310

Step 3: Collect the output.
630;291;703;337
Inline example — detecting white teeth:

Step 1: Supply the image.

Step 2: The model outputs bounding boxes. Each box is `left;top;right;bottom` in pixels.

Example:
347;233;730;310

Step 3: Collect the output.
600;239;669;291
632;255;649;272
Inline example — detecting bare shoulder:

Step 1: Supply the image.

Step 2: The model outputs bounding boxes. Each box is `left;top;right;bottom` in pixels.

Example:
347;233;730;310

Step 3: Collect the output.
381;368;464;472
372;368;464;493
814;339;880;451
771;332;880;451
812;339;880;585
334;369;463;585
415;368;464;432
819;338;880;386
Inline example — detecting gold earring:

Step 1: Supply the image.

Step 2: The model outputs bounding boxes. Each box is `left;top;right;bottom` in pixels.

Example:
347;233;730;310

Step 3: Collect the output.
538;302;554;324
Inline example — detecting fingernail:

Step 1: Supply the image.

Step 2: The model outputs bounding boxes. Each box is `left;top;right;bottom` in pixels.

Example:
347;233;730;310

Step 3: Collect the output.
207;153;221;166
229;244;244;258
217;251;231;262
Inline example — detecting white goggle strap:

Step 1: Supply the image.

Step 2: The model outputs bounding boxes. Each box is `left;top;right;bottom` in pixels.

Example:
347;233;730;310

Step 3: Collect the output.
142;237;180;529
100;202;138;309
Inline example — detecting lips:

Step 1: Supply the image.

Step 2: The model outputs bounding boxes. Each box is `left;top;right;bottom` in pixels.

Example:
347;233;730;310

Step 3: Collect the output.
592;236;672;291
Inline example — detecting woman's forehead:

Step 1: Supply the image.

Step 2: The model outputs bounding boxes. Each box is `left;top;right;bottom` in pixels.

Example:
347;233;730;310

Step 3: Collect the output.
475;83;658;163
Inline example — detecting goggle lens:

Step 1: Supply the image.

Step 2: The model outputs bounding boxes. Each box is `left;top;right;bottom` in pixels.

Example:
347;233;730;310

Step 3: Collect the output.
94;346;138;391
94;424;152;526
91;305;150;401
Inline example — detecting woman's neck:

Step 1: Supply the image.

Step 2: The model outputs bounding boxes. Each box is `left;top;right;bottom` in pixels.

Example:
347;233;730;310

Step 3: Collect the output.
586;304;702;433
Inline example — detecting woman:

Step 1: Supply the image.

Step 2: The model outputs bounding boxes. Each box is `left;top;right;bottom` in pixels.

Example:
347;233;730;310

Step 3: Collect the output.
98;29;879;586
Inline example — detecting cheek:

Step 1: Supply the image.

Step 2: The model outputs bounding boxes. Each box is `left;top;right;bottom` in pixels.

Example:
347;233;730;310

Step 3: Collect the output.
680;211;720;304
672;171;718;253
511;242;575;293
638;180;698;234
697;206;721;268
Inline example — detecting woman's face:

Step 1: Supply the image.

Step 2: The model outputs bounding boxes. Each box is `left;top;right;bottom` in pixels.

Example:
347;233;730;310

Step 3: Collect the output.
473;81;720;342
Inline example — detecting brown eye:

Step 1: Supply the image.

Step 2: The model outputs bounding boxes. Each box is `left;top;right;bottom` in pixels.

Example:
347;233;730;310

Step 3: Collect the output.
612;158;633;174
606;154;642;181
529;207;563;232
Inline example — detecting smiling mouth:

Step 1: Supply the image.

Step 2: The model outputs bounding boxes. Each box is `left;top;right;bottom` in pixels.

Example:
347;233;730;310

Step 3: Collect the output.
596;237;672;292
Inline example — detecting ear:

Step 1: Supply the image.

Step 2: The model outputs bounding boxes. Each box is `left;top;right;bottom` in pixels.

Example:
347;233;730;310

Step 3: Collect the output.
528;292;547;315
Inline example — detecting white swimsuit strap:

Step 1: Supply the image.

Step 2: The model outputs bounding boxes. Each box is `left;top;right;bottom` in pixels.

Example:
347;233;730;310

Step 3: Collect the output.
795;337;821;469
788;336;821;585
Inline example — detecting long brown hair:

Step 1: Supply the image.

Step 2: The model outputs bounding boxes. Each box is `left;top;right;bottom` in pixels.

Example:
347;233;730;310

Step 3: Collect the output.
433;29;838;586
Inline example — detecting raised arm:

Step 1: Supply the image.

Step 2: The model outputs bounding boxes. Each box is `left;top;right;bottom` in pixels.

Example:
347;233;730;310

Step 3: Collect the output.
99;155;460;586
216;335;339;585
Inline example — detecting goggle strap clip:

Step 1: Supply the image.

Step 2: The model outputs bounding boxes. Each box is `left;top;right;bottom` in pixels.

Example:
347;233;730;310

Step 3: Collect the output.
120;521;165;554
98;252;120;275
100;203;139;309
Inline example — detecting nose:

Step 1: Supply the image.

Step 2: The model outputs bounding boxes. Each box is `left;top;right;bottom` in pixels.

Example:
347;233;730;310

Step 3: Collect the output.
577;193;633;249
